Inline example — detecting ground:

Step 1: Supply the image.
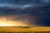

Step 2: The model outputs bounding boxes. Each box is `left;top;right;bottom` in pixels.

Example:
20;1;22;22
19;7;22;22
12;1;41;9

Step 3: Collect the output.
0;27;50;33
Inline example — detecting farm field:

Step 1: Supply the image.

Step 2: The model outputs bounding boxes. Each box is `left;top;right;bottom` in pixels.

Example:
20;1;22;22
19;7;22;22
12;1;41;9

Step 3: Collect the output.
0;27;50;33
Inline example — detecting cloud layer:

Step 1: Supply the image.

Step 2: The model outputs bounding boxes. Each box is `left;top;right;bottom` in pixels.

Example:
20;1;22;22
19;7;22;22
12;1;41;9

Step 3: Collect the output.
0;0;50;26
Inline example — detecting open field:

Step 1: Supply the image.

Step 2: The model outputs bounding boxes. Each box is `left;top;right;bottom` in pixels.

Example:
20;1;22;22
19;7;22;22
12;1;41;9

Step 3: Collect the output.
0;27;50;33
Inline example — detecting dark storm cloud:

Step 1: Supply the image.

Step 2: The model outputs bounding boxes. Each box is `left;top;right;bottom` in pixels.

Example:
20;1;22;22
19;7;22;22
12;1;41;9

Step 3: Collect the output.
0;0;50;5
0;4;50;16
0;0;50;26
36;17;50;26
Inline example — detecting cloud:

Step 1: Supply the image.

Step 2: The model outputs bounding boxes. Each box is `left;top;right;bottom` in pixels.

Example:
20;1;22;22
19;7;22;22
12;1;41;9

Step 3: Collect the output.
0;4;50;16
36;17;50;27
0;0;50;26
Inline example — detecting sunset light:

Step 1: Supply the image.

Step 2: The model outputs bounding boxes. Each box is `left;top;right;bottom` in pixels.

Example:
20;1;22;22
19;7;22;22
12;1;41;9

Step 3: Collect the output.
0;20;17;26
0;22;15;26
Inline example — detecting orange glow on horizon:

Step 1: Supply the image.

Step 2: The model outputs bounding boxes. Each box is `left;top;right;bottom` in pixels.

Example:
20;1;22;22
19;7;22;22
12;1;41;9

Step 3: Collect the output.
0;22;15;26
0;20;18;26
0;17;31;26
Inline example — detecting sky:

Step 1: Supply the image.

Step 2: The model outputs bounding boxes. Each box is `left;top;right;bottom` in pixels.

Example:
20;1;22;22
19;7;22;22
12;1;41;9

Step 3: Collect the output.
0;0;50;27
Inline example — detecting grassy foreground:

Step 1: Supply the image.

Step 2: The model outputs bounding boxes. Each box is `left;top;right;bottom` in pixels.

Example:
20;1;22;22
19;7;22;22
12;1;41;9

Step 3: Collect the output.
0;27;50;33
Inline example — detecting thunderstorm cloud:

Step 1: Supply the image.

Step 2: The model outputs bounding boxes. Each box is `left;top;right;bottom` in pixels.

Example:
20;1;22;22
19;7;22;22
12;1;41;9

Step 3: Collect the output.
0;0;50;26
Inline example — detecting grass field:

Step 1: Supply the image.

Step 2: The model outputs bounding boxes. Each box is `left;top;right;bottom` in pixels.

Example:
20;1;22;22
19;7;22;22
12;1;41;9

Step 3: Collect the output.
0;27;50;33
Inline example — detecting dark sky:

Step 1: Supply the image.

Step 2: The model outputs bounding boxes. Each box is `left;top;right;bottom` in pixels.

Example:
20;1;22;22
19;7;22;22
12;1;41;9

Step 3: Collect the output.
0;0;50;27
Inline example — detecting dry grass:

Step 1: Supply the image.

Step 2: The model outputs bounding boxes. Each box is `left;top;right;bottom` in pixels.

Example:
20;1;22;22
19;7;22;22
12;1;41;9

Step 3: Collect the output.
0;27;50;33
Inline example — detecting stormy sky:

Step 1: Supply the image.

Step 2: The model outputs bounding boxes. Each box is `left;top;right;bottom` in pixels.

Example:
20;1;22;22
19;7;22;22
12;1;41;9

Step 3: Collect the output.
0;0;50;27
